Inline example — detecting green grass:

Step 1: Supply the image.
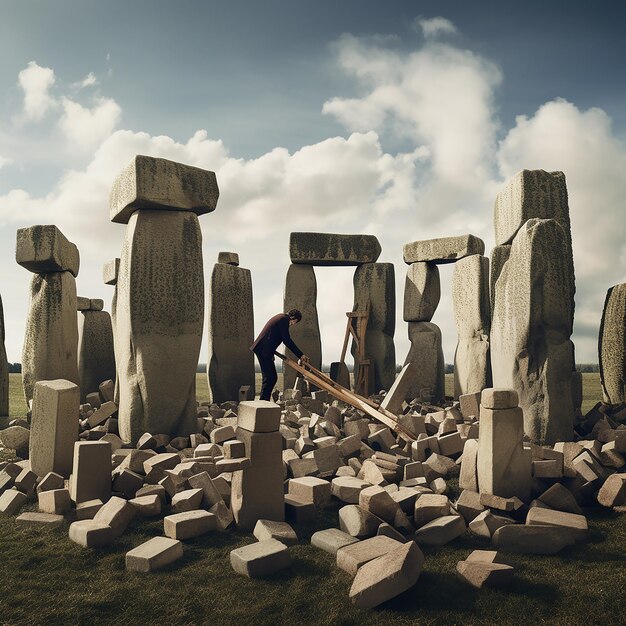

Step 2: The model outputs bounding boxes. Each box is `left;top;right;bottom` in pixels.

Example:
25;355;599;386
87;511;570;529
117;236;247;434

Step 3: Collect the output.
1;373;624;625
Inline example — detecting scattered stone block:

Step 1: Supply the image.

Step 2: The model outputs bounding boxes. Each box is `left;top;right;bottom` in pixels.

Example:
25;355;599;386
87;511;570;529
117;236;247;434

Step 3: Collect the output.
253;519;298;546
468;510;515;538
311;528;360;555
209;501;234;530
88;401;117;428
284;494;316;523
171;488;204;513
337;535;403;576
456;560;514;588
224;440;245;459
538;483;582;514
0;489;27;515
69;520;115;548
70;441;112;503
14;469;37;494
526;507;588;541
359;485;400;525
38;488;71;515
94;496;136;537
339;504;383;538
597;474;626;508
414;515;466;545
456;490;485;523
16;512;64;528
288;476;331;507
129;494;162;517
230;539;291;578
75;499;103;520
164;510;216;540
331;476;370;503
493;523;577;554
237;401;281;433
0;426;30;455
126;536;184;573
459;439;479;492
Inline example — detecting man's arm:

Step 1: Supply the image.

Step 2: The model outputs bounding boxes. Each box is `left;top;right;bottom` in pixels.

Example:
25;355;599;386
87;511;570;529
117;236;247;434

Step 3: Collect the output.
279;319;303;359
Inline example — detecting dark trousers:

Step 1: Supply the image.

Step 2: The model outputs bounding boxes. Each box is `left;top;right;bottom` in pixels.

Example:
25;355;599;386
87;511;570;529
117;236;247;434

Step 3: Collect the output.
256;352;277;401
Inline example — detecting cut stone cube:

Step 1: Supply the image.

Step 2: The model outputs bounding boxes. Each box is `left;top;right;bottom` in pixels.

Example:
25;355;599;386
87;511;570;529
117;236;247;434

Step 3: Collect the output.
597;474;626;508
253;519;298;546
455;490;485;523
14;469;38;494
70;440;112;503
112;469;144;499
210;426;236;445
480;388;518;409
223;440;245;459
237;401;281;433
230;539;291;577
164;510;216;540
16;224;80;276
209;501;234;530
0;489;27;515
129;494;162;517
359;485;401;524
284;494;316;523
125;536;184;572
187;471;223;507
37;471;65;493
337;535;403;576
339;505;383;538
331;476;370;503
69;520;115;548
171;488;204;513
38;488;72;515
414;494;450;527
311;528;360;555
288;477;331;507
537;483;582;514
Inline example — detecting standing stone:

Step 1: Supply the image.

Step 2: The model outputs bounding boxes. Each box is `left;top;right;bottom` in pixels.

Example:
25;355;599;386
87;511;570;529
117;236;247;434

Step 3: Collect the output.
489;245;511;320
353;263;395;394
0;294;8;417
29;379;79;478
494;170;571;247
231;401;284;531
77;301;115;401
403;322;445;402
404;262;440;322
403;234;485;264
289;232;381;266
112;156;216;444
283;264;321;390
477;388;531;502
491;219;575;444
453;255;491;398
17;225;80;404
207;257;255;403
103;259;120;404
598;283;626;404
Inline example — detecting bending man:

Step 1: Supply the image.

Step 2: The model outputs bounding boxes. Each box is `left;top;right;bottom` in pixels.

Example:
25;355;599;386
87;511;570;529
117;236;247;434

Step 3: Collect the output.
251;309;309;401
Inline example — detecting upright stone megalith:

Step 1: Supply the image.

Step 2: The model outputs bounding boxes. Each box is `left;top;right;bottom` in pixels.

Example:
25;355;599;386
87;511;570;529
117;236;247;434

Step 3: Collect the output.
16;225;80;404
77;298;115;400
452;255;491;398
0;294;8;417
491;218;575;444
111;155;217;444
283;264;322;390
353;263;396;394
103;258;121;404
207;254;255;403
599;283;626;404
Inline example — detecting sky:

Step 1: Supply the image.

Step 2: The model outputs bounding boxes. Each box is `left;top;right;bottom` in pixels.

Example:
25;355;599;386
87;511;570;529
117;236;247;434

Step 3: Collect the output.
1;0;625;368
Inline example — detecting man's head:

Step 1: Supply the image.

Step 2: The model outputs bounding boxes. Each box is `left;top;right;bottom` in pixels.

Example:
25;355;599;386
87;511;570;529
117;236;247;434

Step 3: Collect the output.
287;308;302;326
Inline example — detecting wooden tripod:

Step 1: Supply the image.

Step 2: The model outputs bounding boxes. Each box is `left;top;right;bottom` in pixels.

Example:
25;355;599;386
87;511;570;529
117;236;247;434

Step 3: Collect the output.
339;303;371;396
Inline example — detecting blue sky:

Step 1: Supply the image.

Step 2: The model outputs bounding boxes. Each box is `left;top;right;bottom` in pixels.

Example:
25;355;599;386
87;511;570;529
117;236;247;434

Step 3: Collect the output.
1;0;625;365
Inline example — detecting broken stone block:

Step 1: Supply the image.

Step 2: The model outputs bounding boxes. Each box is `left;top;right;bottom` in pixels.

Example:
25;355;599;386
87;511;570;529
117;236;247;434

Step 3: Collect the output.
14;469;37;494
526;507;587;542
16;224;80;277
414;494;450;527
353;262;396;394
414;515;466;546
288;476;331;507
404;322;445;402
359;485;400;525
456;560;514;588
112;469;144;499
30;379;80;478
597;474;626;507
492;524;577;554
94;496;136;537
452;254;491;398
468;510;515;538
491;218;575;444
598;283;626;404
207;261;255;404
16;511;64;528
331;476;370;503
480;388;518;409
0;489;27;515
339;504;383;538
404;262;440;323
311;528;360;555
403;235;485;265
230;539;291;578
253;519;298;546
284;494;316;523
129;494;162;517
349;541;424;608
126;536;184;573
289;232;381;266
37;472;64;493
69;520;115;548
70;441;111;503
0;426;30;457
456;490;486;523
459;392;482;419
38;488;71;515
209;500;234;530
87;401;117;430
337;535;403;576
223;440;245;460
170;488;203;513
164;510;216;540
380;363;417;416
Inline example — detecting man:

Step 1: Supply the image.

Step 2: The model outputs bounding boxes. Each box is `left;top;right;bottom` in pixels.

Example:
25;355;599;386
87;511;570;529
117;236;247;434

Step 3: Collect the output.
251;309;309;401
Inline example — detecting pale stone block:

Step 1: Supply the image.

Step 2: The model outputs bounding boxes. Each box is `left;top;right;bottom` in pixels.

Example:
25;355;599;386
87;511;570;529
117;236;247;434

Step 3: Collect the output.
459;439;479;492
288;476;331;507
70;441;112;503
403;262;440;322
253;519;298;546
29;379;79;478
14;469;37;494
480;388;518;409
37;471;64;493
16;224;80;277
414;515;466;545
230;539;291;577
404;322;445;402
75;499;103;520
187;471;223;507
237;401;281;433
403;234;484;264
0;489;27;515
597;474;626;508
171;488;203;513
492;524;577;554
311;528;360;555
289;232;381;266
380;363;417;416
538;483;582;514
94;496;136;537
78;311;115;404
456;561;514;588
359;485;400;525
126;536;184;572
526;507;587;542
414;494;450;527
336;535;403;576
338;504;383;538
103;258;120;286
455;489;485;523
331;476;370;503
38;488;71;514
164;510;216;540
69;520;115;547
16;512;64;528
209;501;234;530
129;494;162;517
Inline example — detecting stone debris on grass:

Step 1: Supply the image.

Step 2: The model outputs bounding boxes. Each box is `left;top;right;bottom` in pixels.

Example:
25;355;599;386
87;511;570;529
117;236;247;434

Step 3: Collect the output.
253;519;298;546
126;536;184;573
164;510;216;540
230;539;291;578
336;535;404;576
311;528;360;555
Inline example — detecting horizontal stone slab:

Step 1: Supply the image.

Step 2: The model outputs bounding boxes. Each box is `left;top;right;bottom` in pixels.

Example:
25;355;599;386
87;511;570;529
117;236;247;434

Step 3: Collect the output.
109;155;219;224
289;232;381;266
218;251;239;266
403;234;484;265
16;225;80;277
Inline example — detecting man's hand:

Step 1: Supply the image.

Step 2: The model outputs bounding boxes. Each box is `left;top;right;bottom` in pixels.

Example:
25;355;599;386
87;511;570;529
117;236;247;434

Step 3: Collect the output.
299;355;310;364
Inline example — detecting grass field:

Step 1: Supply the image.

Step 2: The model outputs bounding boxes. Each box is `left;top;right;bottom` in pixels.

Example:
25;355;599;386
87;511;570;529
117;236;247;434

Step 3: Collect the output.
1;373;624;626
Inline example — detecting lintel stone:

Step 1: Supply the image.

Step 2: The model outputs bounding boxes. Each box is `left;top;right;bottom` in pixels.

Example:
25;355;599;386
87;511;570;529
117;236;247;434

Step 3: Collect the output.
16;225;80;277
289;232;381;266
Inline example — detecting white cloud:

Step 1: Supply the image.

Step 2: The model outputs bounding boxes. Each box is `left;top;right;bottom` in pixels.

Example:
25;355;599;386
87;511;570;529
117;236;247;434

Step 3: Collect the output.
58;96;122;151
17;61;56;121
414;17;458;39
0;154;12;169
74;72;98;89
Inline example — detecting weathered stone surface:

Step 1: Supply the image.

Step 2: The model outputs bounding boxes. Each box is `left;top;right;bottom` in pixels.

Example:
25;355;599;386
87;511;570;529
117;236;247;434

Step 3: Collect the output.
490;245;511;314
331;476;371;504
230;539;291;577
164;510;216;540
0;426;30;455
38;488;71;514
16;512;64;528
16;225;80;277
116;209;204;444
218;251;239;266
0;489;27;515
349;541;424;608
337;535;403;576
597;474;626;508
103;258;120;286
282;264;322;390
77;310;115;402
237;401;280;433
404;262;440;322
414;494;450;527
491;218;575;444
468;510;515;538
598;283;626;404
538;483;582;515
126;536;183;572
30;380;79;478
253;519;298;546
492;524;577;554
481;388;518;409
311;528;360;555
403;322;445;402
69;520;115;547
403;235;485;265
414;515;466;545
453;255;491;398
94;495;136;537
526;507;587;541
0;294;8;417
459;439;479;492
494;170;571;246
289;232;381;266
22;272;79;404
70;441;112;503
207;262;255;403
456;560;514;588
288;476;331;507
339;504;383;538
477;404;531;502
110;155;219;224
353;263;395;393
